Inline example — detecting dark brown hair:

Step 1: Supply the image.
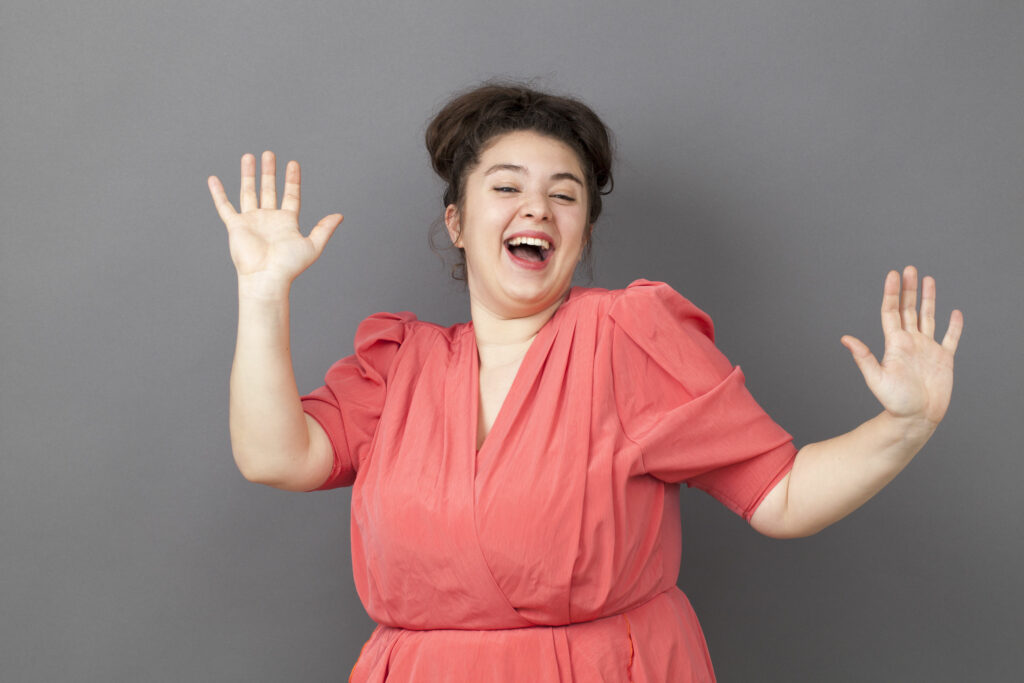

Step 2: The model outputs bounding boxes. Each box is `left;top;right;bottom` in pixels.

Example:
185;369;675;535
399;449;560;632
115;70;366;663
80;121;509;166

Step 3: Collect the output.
426;81;615;280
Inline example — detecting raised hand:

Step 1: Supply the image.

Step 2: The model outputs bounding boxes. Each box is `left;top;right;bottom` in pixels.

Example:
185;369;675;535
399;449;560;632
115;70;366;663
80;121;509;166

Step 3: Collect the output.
208;151;343;290
841;266;964;429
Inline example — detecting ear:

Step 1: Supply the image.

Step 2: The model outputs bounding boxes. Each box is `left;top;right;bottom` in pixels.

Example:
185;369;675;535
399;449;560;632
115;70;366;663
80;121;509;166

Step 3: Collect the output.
444;204;463;247
581;223;594;260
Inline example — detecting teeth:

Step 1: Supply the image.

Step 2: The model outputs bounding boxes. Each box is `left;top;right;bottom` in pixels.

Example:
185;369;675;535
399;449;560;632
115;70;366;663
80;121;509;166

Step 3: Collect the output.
505;236;552;250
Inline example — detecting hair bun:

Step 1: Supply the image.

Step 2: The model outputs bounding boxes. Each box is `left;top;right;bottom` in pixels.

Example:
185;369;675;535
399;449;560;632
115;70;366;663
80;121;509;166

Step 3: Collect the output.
425;80;615;279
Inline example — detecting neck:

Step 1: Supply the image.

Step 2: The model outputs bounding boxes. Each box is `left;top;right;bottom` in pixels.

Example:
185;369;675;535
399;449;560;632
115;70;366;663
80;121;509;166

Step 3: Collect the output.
469;290;569;368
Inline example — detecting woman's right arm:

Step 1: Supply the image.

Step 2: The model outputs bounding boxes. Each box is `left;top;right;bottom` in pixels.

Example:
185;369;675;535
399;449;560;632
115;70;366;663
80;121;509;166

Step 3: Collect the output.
208;151;344;491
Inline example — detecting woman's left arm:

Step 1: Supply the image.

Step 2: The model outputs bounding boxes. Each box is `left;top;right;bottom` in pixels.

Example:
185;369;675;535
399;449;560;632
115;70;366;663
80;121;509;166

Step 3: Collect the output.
749;266;964;539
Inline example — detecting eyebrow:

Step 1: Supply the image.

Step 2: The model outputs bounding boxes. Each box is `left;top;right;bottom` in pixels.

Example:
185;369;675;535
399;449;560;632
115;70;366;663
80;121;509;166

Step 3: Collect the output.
483;164;583;186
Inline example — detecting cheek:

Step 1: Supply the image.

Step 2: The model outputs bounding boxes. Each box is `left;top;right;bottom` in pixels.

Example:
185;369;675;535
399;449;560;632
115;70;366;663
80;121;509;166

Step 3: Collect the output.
559;212;589;245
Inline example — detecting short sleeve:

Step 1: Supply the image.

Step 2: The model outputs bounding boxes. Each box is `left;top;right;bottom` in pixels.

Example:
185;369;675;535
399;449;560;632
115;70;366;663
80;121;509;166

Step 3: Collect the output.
300;311;415;490
610;280;797;520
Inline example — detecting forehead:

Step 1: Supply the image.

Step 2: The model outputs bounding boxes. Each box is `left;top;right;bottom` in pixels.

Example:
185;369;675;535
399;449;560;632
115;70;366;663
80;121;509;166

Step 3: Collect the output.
476;130;584;175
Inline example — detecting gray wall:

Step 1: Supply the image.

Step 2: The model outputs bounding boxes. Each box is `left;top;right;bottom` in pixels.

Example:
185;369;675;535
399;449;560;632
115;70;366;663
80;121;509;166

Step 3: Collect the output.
3;1;1021;680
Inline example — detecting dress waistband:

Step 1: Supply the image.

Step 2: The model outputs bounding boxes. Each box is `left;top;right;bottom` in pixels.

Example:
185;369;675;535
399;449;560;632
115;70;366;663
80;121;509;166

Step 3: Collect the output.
349;587;715;682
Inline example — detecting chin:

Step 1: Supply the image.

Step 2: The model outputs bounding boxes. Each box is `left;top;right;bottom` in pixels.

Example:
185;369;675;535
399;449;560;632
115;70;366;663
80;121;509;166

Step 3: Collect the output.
501;280;569;310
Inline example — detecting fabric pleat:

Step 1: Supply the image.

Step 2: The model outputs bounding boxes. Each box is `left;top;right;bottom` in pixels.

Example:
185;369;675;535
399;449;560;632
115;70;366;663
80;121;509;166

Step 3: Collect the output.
301;280;798;681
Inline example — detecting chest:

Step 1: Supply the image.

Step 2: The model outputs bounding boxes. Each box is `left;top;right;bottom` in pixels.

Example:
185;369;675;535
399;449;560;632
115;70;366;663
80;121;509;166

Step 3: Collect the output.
476;360;524;450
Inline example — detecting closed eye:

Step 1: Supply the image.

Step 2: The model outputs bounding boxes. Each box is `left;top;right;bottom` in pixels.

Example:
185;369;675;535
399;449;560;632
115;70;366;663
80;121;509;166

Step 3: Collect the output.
493;186;574;201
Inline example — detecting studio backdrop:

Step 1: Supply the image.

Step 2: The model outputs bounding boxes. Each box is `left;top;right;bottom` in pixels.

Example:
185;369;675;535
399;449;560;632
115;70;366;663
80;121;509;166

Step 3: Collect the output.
2;1;1021;681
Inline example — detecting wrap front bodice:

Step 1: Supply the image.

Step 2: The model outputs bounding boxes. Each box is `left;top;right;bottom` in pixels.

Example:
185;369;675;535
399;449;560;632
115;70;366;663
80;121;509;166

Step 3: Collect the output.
302;280;797;681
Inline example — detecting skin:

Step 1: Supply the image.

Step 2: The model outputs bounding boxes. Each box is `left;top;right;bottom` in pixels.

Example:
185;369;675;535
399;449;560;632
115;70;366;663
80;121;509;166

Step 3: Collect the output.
208;146;965;540
207;152;340;490
442;130;592;448
444;131;590;332
750;266;964;537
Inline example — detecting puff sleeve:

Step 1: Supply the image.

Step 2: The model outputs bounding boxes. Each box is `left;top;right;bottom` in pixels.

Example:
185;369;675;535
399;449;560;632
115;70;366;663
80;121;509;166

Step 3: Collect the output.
300;311;414;490
610;280;797;520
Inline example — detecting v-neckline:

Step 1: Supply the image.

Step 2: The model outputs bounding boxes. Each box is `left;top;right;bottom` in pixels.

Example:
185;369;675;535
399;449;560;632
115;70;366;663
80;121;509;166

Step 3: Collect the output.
468;290;574;457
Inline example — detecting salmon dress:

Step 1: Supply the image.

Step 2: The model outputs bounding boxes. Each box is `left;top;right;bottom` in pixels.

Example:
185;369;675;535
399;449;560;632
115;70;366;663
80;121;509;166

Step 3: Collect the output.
301;279;797;682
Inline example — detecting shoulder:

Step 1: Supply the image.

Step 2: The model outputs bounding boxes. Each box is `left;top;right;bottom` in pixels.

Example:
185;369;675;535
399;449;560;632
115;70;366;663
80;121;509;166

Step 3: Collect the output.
616;279;713;338
350;311;468;382
591;280;731;393
562;279;714;341
354;311;464;348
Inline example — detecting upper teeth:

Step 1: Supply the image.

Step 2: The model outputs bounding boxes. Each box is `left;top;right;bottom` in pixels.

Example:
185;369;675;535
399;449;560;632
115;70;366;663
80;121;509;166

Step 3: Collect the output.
506;236;552;250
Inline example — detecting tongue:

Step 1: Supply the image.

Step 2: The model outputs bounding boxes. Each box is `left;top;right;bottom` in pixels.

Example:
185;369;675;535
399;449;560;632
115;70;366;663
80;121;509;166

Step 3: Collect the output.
509;244;543;262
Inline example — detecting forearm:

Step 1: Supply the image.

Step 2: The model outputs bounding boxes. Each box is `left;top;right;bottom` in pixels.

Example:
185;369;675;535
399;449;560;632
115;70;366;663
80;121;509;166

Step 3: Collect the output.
750;266;961;538
229;278;312;483
757;412;935;538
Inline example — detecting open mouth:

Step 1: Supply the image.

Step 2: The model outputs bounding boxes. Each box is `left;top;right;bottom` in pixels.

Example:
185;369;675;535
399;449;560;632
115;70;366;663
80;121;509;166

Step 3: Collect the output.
504;236;553;264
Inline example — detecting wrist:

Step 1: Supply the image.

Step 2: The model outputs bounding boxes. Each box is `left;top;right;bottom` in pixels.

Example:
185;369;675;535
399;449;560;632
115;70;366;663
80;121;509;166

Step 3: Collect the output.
875;410;936;449
237;273;293;302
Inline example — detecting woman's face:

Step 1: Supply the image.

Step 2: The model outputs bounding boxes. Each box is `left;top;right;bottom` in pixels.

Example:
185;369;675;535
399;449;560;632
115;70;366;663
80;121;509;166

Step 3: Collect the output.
445;130;590;319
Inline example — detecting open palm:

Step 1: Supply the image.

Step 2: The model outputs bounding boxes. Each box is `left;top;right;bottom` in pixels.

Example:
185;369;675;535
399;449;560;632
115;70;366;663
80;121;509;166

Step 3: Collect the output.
208;151;342;286
842;266;964;428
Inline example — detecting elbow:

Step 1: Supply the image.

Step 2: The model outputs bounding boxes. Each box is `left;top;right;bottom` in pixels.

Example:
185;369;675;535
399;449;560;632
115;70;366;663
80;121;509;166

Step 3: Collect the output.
231;445;323;491
747;470;834;539
231;448;295;488
233;453;278;486
756;524;822;540
749;505;829;539
751;514;831;539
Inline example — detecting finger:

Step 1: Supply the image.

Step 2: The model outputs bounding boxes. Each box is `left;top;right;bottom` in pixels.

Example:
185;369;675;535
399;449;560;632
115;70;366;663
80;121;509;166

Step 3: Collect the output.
260;150;277;209
207;176;238;225
900;265;918;331
308;214;344;254
880;270;902;338
281;160;301;214
842;334;882;388
941;309;964;354
240;153;257;212
920;275;936;337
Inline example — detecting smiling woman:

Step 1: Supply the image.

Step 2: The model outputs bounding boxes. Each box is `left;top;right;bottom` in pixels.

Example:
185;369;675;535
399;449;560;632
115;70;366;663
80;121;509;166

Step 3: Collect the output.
444;130;589;321
207;81;962;682
426;83;614;283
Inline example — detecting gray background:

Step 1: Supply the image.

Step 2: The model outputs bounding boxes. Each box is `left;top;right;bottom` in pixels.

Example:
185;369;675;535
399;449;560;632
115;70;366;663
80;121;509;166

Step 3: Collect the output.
2;1;1021;681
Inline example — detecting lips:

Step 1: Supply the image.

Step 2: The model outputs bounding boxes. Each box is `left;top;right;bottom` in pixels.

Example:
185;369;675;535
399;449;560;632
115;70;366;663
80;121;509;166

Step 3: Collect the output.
505;243;550;271
503;230;554;269
506;247;549;270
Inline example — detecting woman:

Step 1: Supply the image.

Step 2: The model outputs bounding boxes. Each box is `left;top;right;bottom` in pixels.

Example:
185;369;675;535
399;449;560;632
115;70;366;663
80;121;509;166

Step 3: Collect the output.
207;84;963;681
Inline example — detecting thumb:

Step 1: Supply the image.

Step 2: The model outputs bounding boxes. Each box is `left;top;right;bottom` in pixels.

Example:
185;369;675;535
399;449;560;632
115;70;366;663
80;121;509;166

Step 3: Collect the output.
308;213;343;254
841;334;882;388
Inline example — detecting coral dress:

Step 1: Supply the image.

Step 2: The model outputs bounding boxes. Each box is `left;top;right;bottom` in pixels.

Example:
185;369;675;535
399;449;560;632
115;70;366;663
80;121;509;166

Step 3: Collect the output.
301;280;797;682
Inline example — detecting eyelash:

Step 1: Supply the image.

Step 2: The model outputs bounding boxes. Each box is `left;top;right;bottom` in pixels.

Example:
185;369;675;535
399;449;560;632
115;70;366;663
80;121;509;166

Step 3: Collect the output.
493;186;576;202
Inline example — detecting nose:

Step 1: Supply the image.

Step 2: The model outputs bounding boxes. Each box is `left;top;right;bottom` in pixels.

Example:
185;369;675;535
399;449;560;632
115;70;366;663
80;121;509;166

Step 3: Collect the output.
519;192;550;222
